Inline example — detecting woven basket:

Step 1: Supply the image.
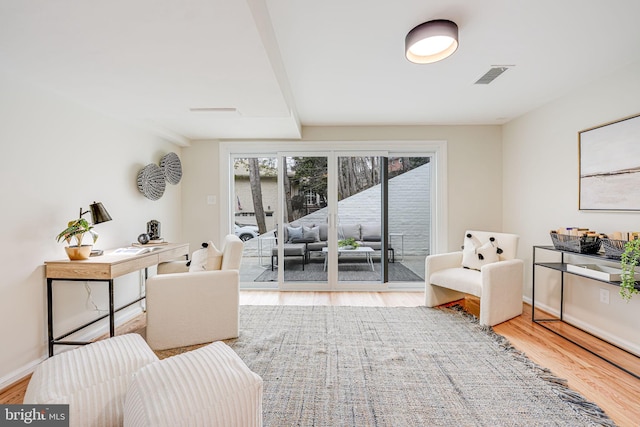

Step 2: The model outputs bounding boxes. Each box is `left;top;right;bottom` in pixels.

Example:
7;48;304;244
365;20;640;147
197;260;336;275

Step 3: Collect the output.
600;238;628;260
549;233;601;254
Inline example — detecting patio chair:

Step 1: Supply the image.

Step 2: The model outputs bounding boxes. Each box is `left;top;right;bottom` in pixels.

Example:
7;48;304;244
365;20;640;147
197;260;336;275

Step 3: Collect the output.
270;227;306;270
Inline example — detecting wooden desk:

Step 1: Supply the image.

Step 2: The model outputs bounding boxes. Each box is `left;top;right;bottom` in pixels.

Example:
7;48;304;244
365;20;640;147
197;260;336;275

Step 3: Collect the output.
45;243;189;356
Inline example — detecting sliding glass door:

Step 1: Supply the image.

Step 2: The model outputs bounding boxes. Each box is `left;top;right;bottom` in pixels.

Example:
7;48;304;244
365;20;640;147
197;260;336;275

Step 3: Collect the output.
229;144;439;290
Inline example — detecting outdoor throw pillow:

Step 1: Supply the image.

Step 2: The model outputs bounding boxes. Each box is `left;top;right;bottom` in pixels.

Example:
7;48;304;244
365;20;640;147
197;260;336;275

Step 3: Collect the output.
188;241;223;272
287;226;303;242
361;223;381;242
303;225;320;242
339;224;360;240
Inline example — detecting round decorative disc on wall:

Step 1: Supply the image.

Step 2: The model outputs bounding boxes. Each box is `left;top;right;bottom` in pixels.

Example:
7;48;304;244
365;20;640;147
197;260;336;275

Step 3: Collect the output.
160;152;182;185
137;163;166;200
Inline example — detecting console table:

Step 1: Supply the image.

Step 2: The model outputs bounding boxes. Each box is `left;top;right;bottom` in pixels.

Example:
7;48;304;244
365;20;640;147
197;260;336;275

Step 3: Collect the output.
532;245;640;379
45;243;189;356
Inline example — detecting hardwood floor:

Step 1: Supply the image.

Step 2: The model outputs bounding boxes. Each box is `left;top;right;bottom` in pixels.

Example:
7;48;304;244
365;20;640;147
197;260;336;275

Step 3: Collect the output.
2;291;638;426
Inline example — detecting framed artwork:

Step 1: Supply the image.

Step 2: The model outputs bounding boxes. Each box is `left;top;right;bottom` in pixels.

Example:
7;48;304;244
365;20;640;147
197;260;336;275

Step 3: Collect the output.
579;113;640;210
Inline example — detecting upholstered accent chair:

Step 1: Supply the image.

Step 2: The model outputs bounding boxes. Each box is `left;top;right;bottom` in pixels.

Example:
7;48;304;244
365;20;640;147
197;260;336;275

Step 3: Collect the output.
425;230;524;326
145;234;244;350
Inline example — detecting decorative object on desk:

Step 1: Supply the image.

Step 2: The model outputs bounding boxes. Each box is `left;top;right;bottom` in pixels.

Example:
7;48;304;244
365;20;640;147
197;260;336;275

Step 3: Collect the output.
338;237;359;250
620;239;640;301
147;220;161;240
56;202;112;259
579;113;640;211
56;217;96;260
113;246;156;255
137;233;150;245
160;152;182;185
137;163;166;200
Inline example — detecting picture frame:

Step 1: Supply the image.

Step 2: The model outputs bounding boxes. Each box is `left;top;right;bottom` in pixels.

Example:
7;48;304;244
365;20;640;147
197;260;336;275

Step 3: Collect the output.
579;113;640;211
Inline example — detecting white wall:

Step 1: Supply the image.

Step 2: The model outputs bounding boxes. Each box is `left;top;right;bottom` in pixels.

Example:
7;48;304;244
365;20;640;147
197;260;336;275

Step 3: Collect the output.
503;61;640;354
181;140;222;250
0;69;183;387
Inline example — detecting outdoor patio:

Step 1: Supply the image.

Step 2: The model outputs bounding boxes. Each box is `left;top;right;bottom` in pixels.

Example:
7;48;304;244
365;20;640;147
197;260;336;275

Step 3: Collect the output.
238;236;426;286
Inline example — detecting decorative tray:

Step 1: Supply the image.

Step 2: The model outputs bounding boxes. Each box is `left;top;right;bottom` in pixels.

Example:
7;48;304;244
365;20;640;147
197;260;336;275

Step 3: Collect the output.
566;263;639;282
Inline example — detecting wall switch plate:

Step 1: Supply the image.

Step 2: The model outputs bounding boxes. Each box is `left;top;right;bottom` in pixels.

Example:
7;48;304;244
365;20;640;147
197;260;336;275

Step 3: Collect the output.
599;288;610;304
207;195;217;205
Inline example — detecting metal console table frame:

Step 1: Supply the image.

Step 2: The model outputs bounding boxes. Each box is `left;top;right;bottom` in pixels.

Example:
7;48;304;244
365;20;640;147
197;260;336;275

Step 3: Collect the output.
45;243;189;357
532;245;640;379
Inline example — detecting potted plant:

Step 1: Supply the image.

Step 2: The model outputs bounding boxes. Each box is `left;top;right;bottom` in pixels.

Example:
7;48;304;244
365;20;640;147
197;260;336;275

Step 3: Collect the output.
56;218;98;260
338;237;360;250
620;239;640;301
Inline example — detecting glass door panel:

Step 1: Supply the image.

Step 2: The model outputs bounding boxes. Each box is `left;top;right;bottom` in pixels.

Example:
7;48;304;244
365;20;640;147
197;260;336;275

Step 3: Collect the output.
278;155;329;286
336;156;383;284
387;156;430;286
232;156;279;287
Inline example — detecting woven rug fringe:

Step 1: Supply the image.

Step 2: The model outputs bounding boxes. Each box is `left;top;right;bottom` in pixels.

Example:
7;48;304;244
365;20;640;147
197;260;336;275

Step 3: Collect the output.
447;305;617;427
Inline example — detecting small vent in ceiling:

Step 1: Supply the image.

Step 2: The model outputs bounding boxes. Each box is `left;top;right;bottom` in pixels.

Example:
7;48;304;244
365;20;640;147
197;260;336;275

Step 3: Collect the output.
474;66;511;85
189;107;238;113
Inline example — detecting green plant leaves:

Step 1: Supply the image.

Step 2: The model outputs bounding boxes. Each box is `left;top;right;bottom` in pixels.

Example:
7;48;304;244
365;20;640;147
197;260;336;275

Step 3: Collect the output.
620;240;640;302
56;218;95;246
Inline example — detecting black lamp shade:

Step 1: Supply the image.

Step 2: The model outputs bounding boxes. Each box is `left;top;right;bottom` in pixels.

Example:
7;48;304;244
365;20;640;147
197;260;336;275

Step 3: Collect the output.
89;202;112;224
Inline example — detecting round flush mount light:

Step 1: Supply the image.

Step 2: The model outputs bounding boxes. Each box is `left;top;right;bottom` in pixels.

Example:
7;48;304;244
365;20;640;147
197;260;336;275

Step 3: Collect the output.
405;19;459;64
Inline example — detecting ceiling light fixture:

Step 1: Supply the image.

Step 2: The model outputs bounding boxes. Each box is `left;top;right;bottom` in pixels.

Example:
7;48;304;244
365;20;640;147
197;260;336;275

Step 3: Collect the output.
405;19;459;64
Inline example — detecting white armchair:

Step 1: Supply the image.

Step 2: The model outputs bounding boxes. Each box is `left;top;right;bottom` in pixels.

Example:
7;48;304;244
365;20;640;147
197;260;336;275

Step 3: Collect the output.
145;235;244;350
425;230;524;326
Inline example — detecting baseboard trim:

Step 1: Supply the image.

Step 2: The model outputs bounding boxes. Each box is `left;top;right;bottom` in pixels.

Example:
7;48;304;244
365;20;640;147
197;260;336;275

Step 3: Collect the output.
522;297;640;357
0;306;145;391
0;356;45;393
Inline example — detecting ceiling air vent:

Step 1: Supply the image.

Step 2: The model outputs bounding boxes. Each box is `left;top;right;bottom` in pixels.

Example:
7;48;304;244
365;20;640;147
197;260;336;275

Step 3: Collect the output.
189;107;239;113
474;66;510;85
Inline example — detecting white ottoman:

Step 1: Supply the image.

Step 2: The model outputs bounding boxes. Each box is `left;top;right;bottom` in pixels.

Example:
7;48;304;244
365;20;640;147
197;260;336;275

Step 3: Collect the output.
24;334;159;427
124;341;263;427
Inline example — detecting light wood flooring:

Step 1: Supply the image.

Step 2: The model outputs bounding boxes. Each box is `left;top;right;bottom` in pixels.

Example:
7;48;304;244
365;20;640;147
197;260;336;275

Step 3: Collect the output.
2;291;638;426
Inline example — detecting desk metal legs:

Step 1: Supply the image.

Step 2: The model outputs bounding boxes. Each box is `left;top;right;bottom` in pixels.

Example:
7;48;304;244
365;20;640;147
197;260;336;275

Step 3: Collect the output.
47;278;53;357
47;278;139;357
109;279;115;337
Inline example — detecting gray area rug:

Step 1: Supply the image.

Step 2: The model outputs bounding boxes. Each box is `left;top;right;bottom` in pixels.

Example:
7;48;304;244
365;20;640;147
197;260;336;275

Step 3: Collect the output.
224;305;615;427
254;259;423;282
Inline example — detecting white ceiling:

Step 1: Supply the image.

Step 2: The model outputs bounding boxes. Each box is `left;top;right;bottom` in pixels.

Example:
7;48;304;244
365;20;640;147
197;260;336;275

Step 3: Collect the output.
2;0;640;145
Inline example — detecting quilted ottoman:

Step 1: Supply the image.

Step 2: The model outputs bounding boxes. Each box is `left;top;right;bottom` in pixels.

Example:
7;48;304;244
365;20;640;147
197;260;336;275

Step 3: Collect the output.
24;334;159;427
124;341;263;427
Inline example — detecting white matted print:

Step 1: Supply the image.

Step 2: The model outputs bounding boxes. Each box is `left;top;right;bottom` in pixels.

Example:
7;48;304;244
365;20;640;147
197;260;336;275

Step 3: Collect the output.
579;114;640;211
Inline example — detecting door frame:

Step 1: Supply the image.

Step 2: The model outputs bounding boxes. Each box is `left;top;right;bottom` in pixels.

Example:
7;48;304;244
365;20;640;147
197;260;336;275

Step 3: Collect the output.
220;140;448;290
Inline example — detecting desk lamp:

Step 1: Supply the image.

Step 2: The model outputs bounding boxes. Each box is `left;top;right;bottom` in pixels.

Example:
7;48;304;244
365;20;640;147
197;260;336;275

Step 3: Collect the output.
80;201;112;256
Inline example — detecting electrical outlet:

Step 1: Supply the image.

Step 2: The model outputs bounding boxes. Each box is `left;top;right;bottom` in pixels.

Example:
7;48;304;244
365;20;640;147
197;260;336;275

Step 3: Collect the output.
207;195;217;205
599;288;610;304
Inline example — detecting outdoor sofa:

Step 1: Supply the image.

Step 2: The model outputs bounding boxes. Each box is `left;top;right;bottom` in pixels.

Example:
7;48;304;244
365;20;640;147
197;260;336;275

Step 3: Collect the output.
272;222;394;270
